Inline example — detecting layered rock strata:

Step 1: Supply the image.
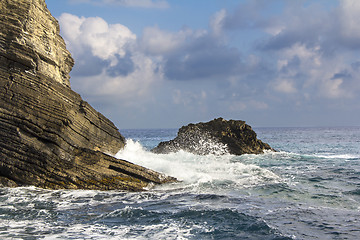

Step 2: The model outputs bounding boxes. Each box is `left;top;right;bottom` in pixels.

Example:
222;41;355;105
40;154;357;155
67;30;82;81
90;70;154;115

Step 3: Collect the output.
0;0;175;190
152;118;275;155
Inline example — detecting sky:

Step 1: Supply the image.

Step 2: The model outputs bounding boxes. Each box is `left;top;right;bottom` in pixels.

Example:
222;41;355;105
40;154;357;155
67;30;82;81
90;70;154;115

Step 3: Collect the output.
45;0;360;129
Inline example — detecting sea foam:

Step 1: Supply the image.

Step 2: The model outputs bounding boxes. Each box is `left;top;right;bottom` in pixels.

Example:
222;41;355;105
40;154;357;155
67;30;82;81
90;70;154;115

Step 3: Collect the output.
115;139;280;192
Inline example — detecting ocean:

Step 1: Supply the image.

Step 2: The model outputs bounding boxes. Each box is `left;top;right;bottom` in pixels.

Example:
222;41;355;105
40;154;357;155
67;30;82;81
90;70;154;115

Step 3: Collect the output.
0;127;359;239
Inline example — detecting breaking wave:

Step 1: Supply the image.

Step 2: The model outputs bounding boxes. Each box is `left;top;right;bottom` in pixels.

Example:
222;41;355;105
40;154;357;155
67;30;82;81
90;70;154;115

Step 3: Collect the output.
115;139;280;192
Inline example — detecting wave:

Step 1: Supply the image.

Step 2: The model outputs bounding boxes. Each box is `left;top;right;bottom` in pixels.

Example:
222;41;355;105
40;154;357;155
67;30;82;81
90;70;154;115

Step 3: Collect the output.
249;150;360;162
314;153;360;160
0;200;290;239
115;139;281;192
0;185;293;240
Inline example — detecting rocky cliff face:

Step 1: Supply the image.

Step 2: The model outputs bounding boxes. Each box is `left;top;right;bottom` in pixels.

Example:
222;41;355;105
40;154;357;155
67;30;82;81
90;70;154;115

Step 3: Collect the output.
0;0;175;190
152;118;275;155
1;0;73;87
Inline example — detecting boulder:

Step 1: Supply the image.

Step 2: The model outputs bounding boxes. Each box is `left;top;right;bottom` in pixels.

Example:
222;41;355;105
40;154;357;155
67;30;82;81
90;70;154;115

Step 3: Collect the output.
152;118;275;155
0;0;175;190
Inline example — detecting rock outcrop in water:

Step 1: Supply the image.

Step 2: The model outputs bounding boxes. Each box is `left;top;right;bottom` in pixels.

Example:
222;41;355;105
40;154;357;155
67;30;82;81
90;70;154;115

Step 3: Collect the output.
0;0;175;190
152;118;274;155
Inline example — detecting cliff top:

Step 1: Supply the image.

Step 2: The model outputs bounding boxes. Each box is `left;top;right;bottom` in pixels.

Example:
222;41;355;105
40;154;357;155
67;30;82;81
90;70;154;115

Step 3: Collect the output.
0;0;74;87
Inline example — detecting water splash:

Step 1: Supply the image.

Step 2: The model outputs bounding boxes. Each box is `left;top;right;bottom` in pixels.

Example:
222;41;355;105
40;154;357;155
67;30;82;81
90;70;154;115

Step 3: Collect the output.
115;139;280;192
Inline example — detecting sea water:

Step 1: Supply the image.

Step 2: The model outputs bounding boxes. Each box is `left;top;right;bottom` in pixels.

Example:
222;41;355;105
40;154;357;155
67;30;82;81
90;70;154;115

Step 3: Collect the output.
0;127;359;239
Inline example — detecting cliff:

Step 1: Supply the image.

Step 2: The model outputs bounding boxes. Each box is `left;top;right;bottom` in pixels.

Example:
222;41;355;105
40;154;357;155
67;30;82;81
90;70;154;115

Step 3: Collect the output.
0;0;175;190
152;118;275;155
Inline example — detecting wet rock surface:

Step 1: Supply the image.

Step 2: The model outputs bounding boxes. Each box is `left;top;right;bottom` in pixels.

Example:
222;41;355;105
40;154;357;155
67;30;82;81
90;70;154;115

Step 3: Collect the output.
152;118;275;155
0;0;175;190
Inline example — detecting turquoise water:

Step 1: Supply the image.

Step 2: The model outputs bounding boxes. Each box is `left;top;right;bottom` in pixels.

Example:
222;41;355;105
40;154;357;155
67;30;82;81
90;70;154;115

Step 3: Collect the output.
1;127;359;239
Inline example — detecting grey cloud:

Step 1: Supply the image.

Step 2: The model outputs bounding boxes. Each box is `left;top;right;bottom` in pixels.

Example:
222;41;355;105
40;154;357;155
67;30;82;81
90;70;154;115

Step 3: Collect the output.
106;53;135;77
70;50;135;78
351;62;360;71
221;0;277;30
279;56;301;74
70;52;106;77
258;28;321;51
215;0;360;100
217;1;349;54
164;37;242;81
331;71;352;80
255;1;360;53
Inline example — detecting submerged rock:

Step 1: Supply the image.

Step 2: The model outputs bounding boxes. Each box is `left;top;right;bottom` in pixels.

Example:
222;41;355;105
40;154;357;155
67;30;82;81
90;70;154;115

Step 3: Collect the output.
152;118;275;155
0;0;175;190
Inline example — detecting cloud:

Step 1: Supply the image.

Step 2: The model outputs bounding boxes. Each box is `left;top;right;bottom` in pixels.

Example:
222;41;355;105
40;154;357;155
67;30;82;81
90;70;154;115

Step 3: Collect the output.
216;0;285;34
58;11;247;105
213;0;360;101
172;89;207;106
59;14;136;62
273;79;297;94
163;33;243;81
71;52;161;98
57;0;360;129
140;26;197;55
322;78;345;99
336;0;360;48
255;0;360;52
69;0;169;8
228;100;268;112
139;24;243;81
59;13;162;99
210;9;227;36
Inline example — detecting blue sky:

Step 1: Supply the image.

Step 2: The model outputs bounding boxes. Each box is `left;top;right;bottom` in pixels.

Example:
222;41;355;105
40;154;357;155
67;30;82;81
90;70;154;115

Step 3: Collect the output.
46;0;360;129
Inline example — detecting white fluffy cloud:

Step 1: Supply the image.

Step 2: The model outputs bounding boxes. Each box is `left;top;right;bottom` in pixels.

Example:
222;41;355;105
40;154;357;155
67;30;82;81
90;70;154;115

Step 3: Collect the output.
59;13;162;99
59;13;136;63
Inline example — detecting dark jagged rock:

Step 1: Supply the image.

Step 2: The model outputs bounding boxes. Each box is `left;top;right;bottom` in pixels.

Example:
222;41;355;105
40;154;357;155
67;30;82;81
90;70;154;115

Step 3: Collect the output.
0;0;176;190
152;118;275;155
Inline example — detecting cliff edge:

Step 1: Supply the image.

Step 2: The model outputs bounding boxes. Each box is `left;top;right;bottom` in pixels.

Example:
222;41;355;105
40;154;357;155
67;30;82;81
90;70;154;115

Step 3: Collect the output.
0;0;175;190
